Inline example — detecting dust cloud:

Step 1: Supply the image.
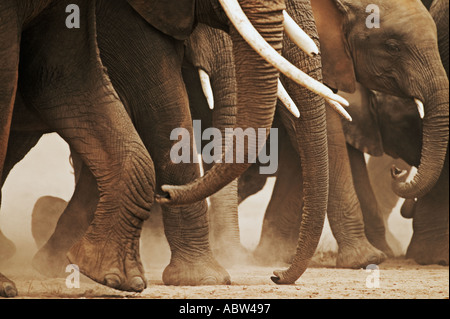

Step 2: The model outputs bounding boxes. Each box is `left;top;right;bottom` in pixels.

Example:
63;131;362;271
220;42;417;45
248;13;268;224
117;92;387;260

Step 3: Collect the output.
0;133;413;268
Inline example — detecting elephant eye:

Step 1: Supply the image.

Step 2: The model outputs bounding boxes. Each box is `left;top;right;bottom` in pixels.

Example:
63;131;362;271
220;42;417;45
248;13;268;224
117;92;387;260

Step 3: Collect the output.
385;39;400;53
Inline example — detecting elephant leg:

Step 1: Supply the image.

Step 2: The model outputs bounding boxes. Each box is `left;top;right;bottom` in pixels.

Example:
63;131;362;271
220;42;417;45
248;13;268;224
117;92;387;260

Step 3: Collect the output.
0;129;41;297
366;155;410;256
94;0;229;286
0;129;43;263
326;109;386;268
32;150;98;278
253;134;302;265
0;2;20;182
347;144;394;257
145;95;230;285
207;179;250;266
183;63;247;265
406;150;449;265
19;1;154;292
147;85;230;285
0;4;20;297
31;196;69;250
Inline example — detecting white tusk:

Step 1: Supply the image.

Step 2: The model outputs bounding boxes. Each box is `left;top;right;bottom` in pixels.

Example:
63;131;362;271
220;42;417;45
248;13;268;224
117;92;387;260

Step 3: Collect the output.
278;79;300;118
282;10;319;57
414;98;425;119
326;99;353;122
218;0;350;108
198;69;214;110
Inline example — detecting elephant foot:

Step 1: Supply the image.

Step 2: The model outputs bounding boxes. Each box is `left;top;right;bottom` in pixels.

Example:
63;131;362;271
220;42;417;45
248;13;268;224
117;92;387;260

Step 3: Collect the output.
32;244;69;278
67;222;147;292
0;273;18;298
406;235;449;266
365;232;395;258
0;232;16;264
162;255;231;286
336;240;387;269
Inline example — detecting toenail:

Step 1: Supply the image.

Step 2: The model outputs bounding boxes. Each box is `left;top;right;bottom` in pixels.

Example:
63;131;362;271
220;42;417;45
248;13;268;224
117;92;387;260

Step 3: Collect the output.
200;276;217;285
3;283;18;297
129;276;146;292
104;274;121;289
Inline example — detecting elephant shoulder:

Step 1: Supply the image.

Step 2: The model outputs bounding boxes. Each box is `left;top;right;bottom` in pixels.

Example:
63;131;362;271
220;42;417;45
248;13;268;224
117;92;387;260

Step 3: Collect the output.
127;0;196;40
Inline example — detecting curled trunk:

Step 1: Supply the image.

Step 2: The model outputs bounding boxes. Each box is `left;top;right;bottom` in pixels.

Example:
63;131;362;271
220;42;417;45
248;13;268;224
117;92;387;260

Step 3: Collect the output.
158;0;285;205
271;0;328;284
392;65;449;199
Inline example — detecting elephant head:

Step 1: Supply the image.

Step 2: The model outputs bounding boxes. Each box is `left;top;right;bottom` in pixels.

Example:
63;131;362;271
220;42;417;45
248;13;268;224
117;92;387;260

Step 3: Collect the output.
341;82;423;167
311;0;449;199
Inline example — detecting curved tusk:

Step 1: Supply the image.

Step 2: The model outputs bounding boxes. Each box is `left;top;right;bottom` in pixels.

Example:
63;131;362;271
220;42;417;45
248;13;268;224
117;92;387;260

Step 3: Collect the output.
282;10;319;57
198;69;214;110
218;0;349;108
278;79;300;118
414;98;425;119
326;99;352;122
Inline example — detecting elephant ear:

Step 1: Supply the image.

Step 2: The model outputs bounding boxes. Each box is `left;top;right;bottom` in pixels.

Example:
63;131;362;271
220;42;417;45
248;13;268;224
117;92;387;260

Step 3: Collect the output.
311;0;356;93
341;83;384;156
127;0;196;40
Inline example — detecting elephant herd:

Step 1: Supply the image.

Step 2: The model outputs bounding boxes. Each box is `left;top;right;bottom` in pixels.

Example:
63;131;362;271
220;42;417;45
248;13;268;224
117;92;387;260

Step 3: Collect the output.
0;0;448;298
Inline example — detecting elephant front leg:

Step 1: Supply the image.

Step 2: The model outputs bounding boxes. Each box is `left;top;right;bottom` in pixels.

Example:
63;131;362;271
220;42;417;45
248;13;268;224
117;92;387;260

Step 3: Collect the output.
326;110;386;268
406;154;449;266
205;171;249;266
253;137;302;266
32;151;98;278
0;272;17;298
150;119;230;286
18;0;154;292
347;145;394;257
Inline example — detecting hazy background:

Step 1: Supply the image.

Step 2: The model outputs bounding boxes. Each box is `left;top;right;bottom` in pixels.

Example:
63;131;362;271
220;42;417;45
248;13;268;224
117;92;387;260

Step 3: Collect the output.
0;133;413;264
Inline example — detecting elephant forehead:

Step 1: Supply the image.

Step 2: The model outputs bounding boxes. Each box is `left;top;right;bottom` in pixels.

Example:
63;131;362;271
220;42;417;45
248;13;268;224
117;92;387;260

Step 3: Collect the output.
127;0;196;40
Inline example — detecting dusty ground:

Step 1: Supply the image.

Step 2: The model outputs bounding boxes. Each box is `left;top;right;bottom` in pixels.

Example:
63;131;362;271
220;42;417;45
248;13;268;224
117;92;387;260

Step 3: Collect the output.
1;134;449;299
2;254;448;299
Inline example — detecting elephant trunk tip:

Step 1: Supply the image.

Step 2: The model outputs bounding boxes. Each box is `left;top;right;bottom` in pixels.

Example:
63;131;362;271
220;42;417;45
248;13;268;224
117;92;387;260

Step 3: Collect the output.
390;165;408;180
270;265;306;285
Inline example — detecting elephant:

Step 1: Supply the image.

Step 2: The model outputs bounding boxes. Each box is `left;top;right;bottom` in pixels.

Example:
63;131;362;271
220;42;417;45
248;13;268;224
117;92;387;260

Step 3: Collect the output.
1;0;347;296
1;0;161;297
342;85;448;265
341;0;449;266
237;0;449;268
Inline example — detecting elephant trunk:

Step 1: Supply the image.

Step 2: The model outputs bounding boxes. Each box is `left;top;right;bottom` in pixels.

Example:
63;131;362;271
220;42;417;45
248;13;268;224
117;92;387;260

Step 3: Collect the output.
271;0;328;284
392;67;449;199
157;0;285;205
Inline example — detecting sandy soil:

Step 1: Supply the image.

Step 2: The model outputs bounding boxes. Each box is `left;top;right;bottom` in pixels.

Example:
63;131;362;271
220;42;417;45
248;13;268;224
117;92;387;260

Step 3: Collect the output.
1;134;448;299
2;255;448;299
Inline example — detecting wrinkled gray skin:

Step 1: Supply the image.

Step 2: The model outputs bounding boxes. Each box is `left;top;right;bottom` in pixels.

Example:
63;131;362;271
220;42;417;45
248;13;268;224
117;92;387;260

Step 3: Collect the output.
0;0;292;297
240;0;448;267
